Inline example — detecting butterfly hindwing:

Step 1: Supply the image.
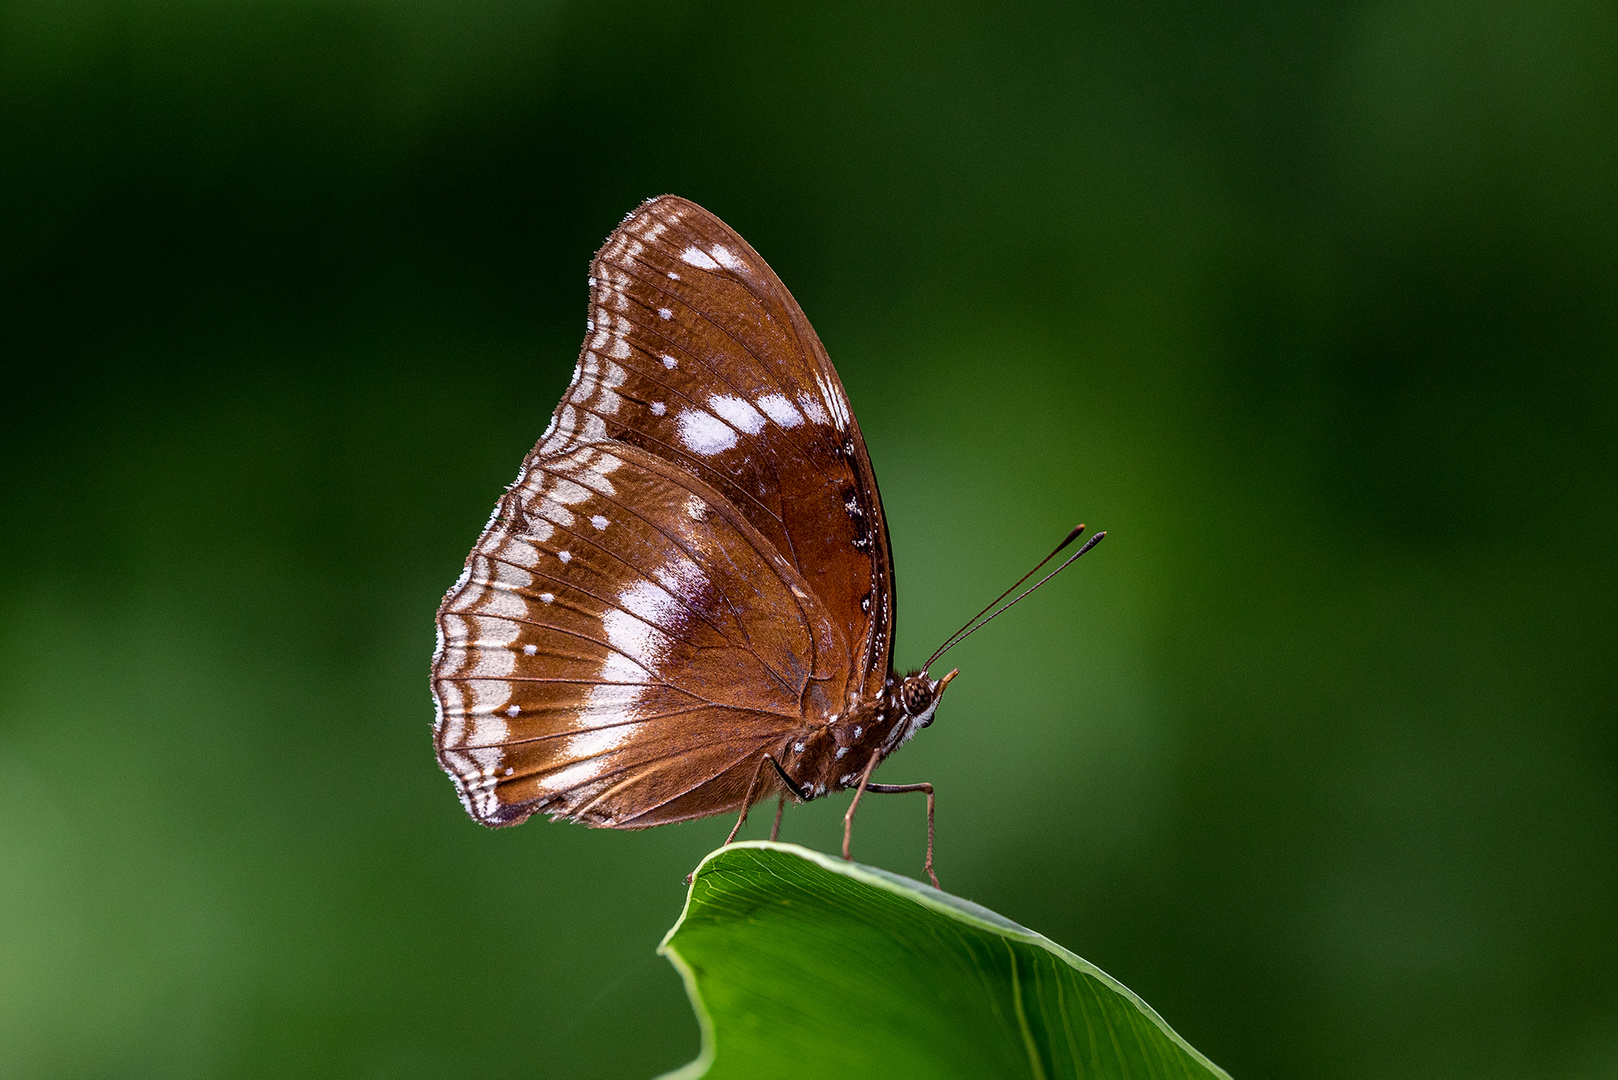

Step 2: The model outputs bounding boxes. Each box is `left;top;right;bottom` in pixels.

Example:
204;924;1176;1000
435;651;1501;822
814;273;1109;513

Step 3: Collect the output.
433;443;851;826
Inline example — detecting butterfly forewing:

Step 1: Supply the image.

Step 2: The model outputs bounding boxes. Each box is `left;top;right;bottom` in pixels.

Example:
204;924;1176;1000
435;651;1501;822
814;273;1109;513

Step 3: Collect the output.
558;198;894;695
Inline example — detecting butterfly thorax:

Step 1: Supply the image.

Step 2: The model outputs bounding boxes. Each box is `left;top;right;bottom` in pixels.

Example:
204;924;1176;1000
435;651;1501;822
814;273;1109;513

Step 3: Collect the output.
783;670;949;801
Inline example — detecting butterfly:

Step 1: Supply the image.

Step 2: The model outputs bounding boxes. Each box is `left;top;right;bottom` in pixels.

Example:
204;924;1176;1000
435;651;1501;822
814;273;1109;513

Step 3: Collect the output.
431;196;1102;886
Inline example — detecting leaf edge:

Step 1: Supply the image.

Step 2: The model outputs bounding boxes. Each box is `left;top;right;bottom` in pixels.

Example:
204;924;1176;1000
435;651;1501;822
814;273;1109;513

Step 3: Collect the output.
655;840;1233;1080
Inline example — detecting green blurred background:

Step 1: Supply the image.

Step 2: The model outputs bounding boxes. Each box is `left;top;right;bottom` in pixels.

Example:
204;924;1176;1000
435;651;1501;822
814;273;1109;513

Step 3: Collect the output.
3;1;1615;1077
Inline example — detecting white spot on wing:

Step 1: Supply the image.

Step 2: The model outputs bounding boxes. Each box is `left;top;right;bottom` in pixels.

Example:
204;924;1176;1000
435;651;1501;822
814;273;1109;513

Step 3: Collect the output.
540;572;693;797
616;578;683;628
679;246;720;270
798;393;832;425
536;756;607;797
708;395;765;435
815;373;851;428
539;592;554;603
465;681;508;724
756;393;804;427
523;643;538;655
479;589;525;621
591;514;609;530
503;539;539;567
650;401;666;416
558;551;571;564
657;307;673;321
710;245;742;270
677;409;738;455
661;354;677;370
553;480;592;506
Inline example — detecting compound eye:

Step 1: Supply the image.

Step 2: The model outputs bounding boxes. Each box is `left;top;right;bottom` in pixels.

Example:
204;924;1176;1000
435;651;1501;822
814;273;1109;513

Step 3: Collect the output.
903;680;930;714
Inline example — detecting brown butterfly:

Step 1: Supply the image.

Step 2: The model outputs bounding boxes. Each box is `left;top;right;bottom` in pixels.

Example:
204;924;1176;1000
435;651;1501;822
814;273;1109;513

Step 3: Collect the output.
431;196;1102;886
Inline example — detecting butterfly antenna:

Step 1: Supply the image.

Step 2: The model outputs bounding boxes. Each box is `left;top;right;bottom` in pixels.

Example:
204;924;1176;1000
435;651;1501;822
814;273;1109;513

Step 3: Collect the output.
926;525;1086;663
924;526;1106;672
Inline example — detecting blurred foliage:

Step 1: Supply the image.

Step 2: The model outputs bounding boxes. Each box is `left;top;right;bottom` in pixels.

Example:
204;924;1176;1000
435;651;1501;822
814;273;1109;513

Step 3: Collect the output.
1;1;1615;1078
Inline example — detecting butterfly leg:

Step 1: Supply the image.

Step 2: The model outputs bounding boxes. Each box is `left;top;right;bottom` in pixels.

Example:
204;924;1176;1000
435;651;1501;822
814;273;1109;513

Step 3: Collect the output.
866;782;939;889
725;753;803;846
841;753;885;864
765;754;810;801
769;792;786;842
723;757;769;845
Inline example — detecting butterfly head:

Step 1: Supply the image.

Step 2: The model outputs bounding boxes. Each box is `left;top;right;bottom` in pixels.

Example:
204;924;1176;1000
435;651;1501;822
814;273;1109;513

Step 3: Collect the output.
899;667;959;730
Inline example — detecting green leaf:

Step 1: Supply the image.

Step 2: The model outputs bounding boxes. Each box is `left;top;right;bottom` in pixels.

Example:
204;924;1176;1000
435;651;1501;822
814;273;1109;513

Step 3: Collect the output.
658;842;1232;1080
